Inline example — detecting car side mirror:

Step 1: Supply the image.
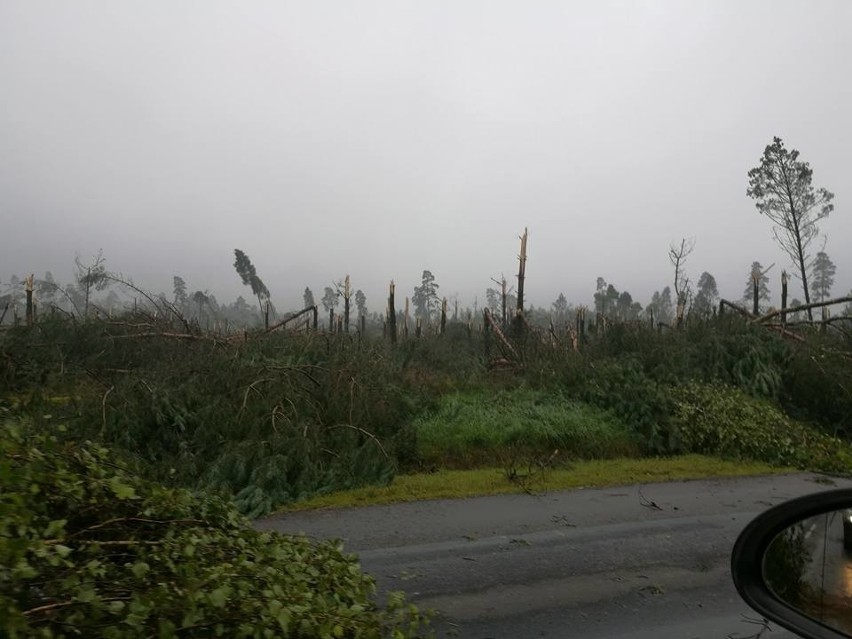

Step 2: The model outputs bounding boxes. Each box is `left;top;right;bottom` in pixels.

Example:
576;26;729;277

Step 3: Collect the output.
732;488;852;639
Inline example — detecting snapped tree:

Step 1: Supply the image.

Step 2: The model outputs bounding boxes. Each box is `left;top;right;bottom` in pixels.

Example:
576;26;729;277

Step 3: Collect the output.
742;261;772;315
747;137;834;320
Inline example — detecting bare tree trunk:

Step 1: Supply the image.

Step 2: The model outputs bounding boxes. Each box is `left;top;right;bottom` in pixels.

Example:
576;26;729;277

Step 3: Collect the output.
415;317;422;338
25;274;34;326
343;275;351;333
669;238;694;329
514;228;528;335
440;297;447;335
387;281;397;344
403;297;410;339
484;308;520;361
720;299;757;319
753;294;852;323
266;305;317;333
790;211;813;321
752;270;759;316
500;278;507;328
781;270;788;328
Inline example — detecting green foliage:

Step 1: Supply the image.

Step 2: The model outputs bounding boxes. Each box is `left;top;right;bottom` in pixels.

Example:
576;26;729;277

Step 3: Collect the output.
0;423;430;638
3;310;852;517
413;387;638;466
781;333;852;436
233;249;270;309
671;382;852;471
577;318;791;399
1;318;423;516
578;357;676;454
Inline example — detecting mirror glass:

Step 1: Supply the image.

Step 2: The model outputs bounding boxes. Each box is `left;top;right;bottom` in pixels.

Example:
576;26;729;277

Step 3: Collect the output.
763;509;852;634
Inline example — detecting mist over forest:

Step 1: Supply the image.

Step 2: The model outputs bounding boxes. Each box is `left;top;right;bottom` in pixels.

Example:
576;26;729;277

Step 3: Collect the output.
1;2;850;316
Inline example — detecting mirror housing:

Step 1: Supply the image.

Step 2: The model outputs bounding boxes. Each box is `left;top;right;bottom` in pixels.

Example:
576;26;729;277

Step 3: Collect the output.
732;488;852;639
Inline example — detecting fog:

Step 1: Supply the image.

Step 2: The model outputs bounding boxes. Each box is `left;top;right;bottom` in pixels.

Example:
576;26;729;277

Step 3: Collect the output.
1;1;850;313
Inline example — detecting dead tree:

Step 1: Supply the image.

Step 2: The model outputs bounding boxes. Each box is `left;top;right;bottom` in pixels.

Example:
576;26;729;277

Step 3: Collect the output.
484;308;520;364
491;275;509;328
403;297;410;338
719;299;756;319
340;275;351;333
668;238;694;329
750;263;774;316
576;306;586;346
265;305;317;333
781;270;788;328
440;298;447;335
25;274;34;326
753;294;852;324
387;281;397;344
514;228;528;335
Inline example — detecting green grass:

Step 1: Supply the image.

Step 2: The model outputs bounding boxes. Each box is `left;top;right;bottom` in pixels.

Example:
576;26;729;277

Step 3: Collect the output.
412;388;639;466
280;455;787;511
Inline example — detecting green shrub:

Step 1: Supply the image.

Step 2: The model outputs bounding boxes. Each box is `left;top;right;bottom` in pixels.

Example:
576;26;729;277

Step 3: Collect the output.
578;357;677;454
671;382;852;471
780;333;852;436
0;422;430;638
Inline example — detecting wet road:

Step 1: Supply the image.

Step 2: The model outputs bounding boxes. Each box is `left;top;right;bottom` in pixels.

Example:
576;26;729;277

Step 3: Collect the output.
257;473;852;638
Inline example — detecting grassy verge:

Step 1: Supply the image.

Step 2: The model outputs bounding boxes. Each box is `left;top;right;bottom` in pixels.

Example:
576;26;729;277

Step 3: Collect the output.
279;455;788;512
412;388;640;466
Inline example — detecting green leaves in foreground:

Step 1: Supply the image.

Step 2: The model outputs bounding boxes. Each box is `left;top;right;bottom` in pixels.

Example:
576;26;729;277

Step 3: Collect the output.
0;423;431;638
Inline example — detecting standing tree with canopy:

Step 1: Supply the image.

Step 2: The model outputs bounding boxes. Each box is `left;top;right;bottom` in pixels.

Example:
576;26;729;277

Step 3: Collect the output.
747;137;834;320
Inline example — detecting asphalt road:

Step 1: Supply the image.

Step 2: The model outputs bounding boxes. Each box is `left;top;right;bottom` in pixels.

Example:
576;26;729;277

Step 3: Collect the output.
256;473;852;639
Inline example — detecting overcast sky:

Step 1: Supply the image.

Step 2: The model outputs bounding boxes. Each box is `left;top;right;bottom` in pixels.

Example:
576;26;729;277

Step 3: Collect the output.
1;1;849;312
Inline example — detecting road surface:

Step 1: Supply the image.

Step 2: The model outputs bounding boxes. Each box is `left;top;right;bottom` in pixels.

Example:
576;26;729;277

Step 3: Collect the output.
257;473;852;638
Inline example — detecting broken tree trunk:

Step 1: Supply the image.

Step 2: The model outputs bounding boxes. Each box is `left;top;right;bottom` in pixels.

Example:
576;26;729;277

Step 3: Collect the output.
440;298;447;335
751;269;760;316
266;305;318;333
387;280;397;344
403;297;410;339
719;299;756;319
343;275;351;333
25;274;34;326
484;308;520;362
514;228;528;336
752;294;852;324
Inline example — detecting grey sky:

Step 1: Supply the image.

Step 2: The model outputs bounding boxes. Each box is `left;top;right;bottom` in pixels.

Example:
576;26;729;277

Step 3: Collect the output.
1;1;849;312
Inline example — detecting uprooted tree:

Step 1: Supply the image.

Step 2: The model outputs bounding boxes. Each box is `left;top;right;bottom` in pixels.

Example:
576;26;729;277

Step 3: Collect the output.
747;137;835;321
